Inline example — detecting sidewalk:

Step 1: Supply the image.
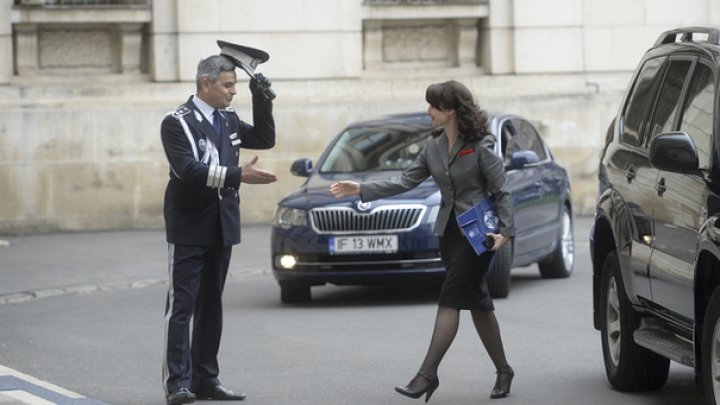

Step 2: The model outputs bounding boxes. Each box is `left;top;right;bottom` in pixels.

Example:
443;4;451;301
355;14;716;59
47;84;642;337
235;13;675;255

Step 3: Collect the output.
1;217;594;304
0;224;273;304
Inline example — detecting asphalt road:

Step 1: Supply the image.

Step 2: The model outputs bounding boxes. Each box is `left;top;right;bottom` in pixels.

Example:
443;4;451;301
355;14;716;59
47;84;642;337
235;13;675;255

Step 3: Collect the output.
0;217;706;405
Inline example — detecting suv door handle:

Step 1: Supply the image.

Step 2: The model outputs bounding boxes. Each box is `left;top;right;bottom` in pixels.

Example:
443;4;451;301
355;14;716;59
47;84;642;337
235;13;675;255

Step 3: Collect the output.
656;178;666;197
624;165;636;182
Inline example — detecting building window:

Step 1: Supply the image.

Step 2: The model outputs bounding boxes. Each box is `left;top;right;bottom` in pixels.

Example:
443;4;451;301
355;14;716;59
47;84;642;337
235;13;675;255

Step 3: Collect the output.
12;0;151;76
15;0;149;5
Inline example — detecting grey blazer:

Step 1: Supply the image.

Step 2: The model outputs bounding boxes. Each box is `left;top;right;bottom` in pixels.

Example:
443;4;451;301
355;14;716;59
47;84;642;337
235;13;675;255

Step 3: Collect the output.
360;132;516;237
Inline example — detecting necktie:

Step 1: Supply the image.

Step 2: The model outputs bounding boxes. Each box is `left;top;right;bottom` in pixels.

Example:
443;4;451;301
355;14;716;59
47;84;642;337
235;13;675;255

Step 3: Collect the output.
212;109;221;135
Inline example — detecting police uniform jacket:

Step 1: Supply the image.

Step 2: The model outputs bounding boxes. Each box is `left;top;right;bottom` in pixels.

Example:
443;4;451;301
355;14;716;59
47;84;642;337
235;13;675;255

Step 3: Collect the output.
360;132;515;237
161;95;275;247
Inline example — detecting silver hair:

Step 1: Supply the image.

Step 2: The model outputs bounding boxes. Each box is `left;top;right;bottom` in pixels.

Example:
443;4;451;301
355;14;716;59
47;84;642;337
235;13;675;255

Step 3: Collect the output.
196;55;236;91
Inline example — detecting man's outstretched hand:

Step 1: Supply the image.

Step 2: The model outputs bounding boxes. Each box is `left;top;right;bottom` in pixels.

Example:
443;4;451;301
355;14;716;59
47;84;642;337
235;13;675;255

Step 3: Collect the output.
241;155;278;184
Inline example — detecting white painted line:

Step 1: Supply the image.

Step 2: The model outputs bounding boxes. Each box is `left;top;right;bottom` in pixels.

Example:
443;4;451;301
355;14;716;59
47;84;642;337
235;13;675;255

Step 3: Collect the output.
0;390;54;404
0;366;83;399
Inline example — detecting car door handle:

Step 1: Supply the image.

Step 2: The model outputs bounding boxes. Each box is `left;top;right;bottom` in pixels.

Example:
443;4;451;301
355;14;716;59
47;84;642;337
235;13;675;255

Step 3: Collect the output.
656;178;666;197
624;165;636;182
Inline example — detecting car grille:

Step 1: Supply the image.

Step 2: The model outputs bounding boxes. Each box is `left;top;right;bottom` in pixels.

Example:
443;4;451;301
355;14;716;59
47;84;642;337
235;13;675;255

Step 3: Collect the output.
310;204;426;234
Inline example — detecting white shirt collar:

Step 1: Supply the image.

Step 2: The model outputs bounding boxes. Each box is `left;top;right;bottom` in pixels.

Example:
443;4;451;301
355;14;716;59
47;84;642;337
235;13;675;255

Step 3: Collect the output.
192;95;216;123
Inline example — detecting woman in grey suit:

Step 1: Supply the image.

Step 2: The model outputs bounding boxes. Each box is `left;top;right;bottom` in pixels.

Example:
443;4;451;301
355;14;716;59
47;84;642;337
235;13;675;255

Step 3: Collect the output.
330;80;516;401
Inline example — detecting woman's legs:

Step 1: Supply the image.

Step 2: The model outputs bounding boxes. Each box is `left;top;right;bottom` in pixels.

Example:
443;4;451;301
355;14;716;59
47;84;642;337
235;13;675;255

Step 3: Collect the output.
401;305;459;392
470;309;509;371
471;309;514;398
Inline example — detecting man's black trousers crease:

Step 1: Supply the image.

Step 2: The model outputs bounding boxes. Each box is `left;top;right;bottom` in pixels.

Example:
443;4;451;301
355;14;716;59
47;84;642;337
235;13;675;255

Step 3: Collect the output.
163;243;232;395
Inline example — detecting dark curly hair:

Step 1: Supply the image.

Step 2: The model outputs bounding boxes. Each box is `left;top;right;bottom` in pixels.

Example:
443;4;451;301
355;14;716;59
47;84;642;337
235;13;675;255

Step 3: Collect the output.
425;80;490;141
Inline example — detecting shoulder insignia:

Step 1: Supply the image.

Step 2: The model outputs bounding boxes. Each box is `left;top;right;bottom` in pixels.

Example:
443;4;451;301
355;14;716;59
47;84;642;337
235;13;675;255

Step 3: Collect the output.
171;106;191;119
223;106;236;113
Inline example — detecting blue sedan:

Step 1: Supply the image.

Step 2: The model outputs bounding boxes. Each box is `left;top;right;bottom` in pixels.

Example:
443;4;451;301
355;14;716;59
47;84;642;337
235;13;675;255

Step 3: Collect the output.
271;112;574;303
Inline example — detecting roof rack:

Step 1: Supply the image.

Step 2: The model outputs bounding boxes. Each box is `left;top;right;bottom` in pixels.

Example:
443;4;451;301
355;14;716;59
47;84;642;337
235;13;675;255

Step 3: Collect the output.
655;26;720;46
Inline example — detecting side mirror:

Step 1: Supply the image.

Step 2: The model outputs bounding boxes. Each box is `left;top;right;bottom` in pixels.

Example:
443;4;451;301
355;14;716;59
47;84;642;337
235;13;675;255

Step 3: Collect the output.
506;150;539;170
290;158;313;177
649;132;698;173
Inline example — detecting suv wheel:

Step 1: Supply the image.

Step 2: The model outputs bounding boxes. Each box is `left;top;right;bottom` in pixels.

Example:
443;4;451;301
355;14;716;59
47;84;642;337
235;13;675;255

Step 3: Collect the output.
280;282;312;304
538;205;574;278
600;250;669;390
701;288;720;404
488;242;512;298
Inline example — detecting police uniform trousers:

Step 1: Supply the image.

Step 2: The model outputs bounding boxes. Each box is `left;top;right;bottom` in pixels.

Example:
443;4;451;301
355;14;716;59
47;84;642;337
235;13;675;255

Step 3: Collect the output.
163;242;232;394
437;213;496;311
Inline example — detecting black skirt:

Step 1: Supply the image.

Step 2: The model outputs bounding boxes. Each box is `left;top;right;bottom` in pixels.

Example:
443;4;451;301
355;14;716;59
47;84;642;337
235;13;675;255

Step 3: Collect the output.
437;215;496;310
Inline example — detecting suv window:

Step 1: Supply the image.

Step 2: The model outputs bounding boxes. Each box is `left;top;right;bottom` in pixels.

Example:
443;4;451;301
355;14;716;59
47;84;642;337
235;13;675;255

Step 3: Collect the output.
622;57;666;147
645;59;692;144
679;62;714;170
505;118;548;162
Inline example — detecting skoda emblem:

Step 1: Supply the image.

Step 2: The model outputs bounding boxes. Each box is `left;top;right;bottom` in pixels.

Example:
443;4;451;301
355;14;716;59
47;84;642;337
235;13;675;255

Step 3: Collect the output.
356;201;372;211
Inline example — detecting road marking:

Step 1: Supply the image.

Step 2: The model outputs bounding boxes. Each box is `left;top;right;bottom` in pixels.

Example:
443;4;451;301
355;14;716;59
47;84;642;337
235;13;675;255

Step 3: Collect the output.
0;366;106;404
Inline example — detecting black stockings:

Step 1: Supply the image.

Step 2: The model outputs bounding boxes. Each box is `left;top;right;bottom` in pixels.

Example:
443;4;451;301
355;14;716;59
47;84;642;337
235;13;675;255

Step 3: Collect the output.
411;305;509;388
470;309;510;371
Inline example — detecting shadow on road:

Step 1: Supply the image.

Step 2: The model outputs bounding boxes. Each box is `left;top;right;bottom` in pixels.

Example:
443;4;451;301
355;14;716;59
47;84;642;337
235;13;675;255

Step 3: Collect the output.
276;266;553;309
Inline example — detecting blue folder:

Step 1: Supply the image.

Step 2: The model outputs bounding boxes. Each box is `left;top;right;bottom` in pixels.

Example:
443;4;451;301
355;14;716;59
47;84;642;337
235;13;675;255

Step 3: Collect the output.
457;198;499;255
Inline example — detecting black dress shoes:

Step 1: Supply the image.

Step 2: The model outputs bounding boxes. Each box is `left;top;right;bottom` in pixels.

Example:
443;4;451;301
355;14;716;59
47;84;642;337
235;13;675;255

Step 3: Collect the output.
195;384;246;401
490;366;514;399
166;387;196;405
395;372;440;403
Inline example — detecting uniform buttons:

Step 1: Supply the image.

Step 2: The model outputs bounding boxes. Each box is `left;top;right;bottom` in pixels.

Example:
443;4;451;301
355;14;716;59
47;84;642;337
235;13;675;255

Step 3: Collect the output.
235;151;239;157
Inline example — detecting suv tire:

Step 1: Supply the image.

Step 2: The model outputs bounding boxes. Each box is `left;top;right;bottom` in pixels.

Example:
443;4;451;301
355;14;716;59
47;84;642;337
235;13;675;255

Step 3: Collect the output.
600;250;669;390
488;242;512;298
539;205;574;278
702;288;720;404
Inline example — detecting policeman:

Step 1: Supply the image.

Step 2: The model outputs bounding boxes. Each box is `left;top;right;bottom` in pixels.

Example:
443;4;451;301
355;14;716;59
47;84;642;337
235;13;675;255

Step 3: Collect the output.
160;47;277;405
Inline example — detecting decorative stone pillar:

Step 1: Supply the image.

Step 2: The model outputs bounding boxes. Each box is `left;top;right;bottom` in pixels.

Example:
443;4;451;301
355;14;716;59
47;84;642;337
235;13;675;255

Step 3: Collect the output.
150;0;179;82
14;24;38;76
0;0;12;83
117;23;144;74
363;20;383;70
454;18;479;67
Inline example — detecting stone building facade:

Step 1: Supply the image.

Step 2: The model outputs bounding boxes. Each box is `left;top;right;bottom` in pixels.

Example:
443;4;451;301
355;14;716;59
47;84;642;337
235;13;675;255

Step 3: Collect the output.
1;0;719;233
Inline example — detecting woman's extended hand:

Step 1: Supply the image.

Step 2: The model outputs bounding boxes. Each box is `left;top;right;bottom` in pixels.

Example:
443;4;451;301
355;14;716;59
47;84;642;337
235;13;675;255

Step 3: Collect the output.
486;233;511;251
329;181;361;198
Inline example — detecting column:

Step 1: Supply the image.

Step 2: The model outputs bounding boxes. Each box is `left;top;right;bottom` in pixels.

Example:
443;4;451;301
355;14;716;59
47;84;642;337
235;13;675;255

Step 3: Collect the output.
14;24;38;76
363;20;383;70
118;23;143;73
455;18;479;68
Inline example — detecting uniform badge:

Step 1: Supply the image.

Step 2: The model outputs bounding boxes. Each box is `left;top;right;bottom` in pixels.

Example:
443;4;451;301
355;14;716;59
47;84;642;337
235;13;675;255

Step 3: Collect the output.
198;139;207;152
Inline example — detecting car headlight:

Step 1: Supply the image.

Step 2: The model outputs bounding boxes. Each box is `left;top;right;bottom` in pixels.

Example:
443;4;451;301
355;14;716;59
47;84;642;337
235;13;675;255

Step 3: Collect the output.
426;205;439;224
273;206;307;229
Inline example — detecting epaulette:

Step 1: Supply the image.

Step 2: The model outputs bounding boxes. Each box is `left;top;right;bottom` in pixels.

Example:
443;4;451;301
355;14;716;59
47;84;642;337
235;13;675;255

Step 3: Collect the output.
223;106;235;113
171;106;192;119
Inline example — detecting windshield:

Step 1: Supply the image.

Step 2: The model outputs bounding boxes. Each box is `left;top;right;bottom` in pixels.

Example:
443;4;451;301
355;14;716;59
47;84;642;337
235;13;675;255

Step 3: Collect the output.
319;123;432;173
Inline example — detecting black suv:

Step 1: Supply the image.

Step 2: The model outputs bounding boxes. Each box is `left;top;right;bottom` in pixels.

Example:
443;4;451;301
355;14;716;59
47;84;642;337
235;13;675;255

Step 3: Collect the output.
592;26;720;402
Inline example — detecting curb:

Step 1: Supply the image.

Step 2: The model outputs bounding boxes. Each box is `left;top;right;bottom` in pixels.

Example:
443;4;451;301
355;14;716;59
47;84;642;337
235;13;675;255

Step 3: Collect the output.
0;268;271;305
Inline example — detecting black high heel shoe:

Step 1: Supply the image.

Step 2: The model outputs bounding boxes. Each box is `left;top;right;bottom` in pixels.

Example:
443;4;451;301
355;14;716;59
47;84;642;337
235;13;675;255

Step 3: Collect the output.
490;366;514;399
394;372;440;402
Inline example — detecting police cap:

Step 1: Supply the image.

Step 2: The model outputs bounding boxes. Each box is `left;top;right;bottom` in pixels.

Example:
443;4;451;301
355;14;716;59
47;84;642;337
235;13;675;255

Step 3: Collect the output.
217;40;269;71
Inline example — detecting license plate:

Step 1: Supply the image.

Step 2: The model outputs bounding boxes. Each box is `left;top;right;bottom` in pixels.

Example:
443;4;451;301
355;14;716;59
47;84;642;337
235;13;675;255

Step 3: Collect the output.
329;235;398;255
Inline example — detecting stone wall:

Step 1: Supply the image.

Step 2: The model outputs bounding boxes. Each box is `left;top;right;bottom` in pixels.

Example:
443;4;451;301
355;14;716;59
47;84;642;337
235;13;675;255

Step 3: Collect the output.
1;0;718;233
0;71;629;234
